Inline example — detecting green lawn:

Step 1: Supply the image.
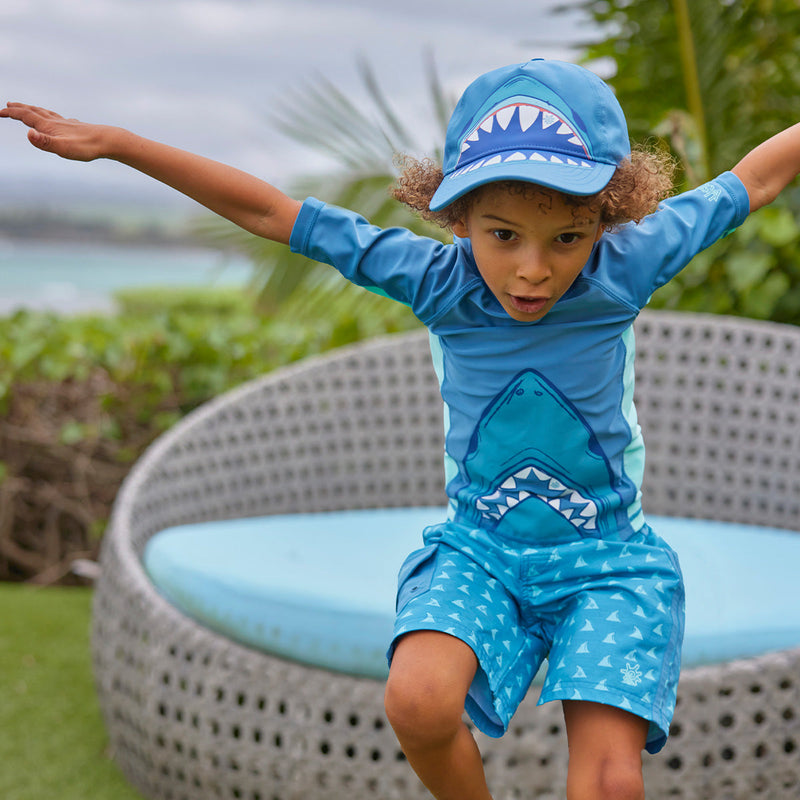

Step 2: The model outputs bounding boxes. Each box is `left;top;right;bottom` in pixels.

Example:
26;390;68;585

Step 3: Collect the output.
0;583;144;800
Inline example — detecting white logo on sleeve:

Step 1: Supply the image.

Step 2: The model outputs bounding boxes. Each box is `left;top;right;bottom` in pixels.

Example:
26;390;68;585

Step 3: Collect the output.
699;183;722;203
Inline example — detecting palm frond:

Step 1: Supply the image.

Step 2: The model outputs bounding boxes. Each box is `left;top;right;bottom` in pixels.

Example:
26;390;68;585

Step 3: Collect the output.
198;55;453;324
423;51;453;163
356;57;416;155
271;75;392;170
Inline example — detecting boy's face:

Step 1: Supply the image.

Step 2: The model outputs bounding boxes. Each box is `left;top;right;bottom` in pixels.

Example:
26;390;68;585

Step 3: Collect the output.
452;184;603;322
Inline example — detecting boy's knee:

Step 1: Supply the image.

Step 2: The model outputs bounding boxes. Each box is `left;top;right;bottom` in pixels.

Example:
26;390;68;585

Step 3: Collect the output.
384;631;477;748
569;757;644;800
564;701;648;800
384;668;467;747
597;760;644;800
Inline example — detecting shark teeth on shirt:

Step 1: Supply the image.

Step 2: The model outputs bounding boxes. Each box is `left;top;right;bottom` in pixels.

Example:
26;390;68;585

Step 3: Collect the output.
476;465;598;532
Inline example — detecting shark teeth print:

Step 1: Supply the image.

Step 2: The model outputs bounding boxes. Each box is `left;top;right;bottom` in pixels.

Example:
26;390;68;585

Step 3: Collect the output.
476;465;598;533
454;103;592;175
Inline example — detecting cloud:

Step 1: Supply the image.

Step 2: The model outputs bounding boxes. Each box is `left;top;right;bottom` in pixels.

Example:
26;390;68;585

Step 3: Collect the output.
0;0;587;209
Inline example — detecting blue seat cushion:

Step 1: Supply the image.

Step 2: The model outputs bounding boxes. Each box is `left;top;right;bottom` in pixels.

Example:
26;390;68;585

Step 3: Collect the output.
143;510;800;679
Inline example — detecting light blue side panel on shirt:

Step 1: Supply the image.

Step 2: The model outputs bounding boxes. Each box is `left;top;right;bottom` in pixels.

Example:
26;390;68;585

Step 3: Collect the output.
620;324;645;530
428;331;459;518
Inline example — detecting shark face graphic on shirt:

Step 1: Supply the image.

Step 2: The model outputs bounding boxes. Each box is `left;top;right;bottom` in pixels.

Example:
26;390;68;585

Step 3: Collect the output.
450;369;620;540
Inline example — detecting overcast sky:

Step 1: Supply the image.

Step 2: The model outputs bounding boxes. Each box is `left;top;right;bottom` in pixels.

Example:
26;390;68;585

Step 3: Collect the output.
0;0;598;212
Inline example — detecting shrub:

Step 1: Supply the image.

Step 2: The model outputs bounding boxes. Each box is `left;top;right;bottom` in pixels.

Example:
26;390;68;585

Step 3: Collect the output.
0;287;418;583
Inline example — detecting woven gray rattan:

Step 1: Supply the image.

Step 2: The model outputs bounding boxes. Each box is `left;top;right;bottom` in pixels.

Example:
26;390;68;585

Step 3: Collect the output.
92;310;800;800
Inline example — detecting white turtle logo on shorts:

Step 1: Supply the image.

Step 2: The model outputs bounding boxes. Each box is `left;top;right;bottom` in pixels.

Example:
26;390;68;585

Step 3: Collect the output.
620;660;643;687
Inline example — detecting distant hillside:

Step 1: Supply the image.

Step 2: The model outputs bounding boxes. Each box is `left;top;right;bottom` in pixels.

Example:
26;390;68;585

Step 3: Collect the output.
0;208;206;248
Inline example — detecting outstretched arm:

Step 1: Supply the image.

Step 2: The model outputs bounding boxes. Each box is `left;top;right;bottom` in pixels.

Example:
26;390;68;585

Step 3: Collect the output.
0;103;301;244
731;122;800;213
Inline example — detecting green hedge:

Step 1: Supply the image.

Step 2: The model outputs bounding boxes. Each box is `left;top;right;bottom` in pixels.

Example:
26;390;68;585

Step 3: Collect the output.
0;287;419;583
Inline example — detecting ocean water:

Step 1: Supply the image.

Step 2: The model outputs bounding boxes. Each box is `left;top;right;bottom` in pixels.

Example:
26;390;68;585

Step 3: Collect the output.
0;239;252;314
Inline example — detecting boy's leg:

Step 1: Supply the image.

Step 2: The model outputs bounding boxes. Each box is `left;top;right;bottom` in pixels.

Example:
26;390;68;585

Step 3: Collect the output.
384;630;493;800
562;700;649;800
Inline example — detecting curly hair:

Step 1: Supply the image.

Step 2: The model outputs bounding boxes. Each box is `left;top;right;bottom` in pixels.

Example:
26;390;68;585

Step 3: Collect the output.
392;145;676;231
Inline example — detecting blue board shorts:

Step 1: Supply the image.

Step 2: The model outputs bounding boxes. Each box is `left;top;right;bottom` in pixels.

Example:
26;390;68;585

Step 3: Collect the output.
388;520;685;754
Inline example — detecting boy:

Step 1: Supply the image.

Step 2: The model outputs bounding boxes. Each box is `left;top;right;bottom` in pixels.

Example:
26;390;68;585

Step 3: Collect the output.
3;58;799;800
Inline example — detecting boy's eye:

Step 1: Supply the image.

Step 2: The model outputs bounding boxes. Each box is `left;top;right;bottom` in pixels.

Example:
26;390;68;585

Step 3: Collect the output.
556;232;581;245
492;229;517;242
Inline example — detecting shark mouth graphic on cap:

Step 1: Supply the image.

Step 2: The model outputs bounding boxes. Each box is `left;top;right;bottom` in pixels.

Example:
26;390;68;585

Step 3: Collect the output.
454;103;593;176
476;464;599;534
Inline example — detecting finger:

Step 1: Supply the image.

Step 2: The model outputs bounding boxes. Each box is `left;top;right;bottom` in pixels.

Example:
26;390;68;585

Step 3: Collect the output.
1;102;65;125
27;128;55;152
4;101;62;115
0;103;40;124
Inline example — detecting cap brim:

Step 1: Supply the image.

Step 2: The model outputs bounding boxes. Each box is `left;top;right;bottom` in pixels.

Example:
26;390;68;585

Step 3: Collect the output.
429;158;617;211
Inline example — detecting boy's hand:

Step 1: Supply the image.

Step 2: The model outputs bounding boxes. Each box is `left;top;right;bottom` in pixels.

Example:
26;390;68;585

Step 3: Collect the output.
1;101;301;244
0;102;118;162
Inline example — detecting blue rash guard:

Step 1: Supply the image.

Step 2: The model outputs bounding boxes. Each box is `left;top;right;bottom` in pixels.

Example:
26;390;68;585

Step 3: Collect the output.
290;171;750;547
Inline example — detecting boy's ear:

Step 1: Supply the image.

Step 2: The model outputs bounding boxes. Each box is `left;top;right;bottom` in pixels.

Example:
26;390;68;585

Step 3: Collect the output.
452;218;470;238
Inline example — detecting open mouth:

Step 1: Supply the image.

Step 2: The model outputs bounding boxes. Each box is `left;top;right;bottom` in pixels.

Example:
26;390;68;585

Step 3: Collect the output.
509;295;548;315
476;464;599;534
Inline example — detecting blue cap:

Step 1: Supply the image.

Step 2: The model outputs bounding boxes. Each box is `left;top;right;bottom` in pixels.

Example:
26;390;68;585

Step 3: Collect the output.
429;59;631;211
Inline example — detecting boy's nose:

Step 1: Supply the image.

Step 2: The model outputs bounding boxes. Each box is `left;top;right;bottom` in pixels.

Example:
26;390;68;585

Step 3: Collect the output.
517;253;550;284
